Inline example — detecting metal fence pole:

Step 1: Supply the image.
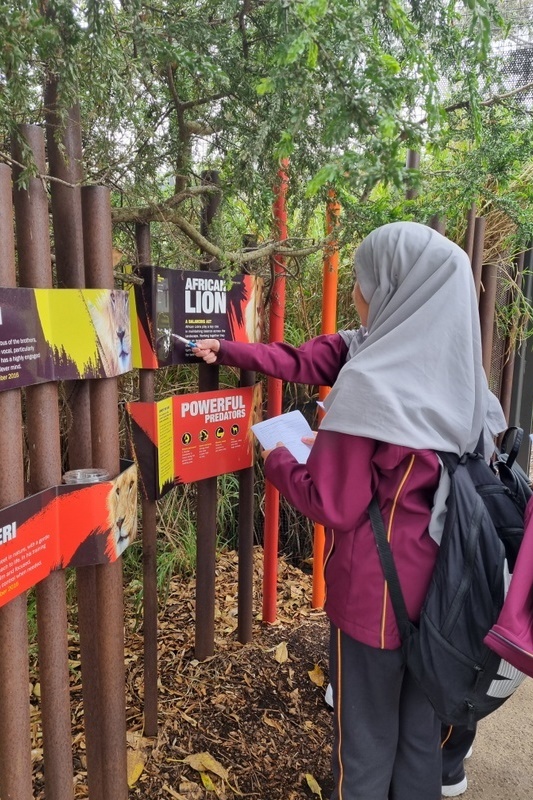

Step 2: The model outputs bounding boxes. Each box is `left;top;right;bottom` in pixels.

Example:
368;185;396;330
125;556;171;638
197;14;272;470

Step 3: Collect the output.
471;217;486;301
13;124;74;800
195;170;220;660
135;222;159;735
464;204;477;262
479;261;499;380
510;248;533;471
500;252;525;422
405;150;420;200
45;90;105;799
0;162;33;800
82;185;128;800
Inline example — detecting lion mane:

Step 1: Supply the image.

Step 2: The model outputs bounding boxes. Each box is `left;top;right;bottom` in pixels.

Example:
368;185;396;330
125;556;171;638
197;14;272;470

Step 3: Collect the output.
105;465;138;560
88;289;132;377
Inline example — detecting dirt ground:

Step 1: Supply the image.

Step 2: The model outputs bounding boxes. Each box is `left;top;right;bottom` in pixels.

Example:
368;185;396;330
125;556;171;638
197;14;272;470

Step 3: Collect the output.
123;549;334;800
31;546;533;799
125;548;533;800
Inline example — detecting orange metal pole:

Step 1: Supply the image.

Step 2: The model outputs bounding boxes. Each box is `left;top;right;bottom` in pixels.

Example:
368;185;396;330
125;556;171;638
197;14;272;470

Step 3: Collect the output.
262;160;289;623
312;194;341;608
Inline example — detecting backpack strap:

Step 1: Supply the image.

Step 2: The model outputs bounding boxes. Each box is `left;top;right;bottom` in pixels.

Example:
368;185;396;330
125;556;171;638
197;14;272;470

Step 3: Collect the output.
368;497;413;642
498;427;523;470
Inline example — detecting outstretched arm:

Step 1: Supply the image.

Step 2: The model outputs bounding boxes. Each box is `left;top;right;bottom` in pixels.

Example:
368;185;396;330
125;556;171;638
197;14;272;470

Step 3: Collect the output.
193;335;348;387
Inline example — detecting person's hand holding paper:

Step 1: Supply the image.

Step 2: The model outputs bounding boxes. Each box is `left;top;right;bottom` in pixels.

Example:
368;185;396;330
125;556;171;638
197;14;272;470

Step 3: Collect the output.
251;410;315;464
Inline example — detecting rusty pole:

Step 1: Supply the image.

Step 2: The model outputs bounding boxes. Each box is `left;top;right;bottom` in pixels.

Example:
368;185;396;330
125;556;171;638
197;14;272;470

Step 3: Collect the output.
13;125;74;800
405;150;420;200
471;217;486;302
135;223;159;735
237;239;257;644
479;260;499;380
429;215;446;235
44;90;105;799
0;163;34;800
500;251;525;422
82;185;128;800
464;204;477;262
195;171;221;660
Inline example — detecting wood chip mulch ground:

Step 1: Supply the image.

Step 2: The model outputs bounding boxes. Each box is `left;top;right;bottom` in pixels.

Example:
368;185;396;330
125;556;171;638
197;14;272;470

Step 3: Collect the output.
32;548;334;799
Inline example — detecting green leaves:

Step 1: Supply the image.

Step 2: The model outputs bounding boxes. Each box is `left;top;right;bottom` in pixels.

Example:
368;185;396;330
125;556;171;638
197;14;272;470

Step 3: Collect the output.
0;0;528;262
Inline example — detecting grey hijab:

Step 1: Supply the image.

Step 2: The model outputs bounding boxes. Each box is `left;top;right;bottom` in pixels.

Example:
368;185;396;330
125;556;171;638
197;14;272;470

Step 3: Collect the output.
321;221;489;455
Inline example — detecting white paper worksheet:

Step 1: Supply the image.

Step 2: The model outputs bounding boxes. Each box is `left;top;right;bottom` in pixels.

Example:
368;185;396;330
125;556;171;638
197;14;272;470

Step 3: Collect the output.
251;410;314;464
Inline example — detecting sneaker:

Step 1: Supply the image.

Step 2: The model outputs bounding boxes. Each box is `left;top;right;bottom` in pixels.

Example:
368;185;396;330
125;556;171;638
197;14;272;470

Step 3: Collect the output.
465;746;473;759
442;776;468;797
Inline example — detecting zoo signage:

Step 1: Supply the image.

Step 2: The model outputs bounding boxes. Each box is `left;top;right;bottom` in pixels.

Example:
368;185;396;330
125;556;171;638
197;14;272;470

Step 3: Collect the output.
0;463;137;610
130;266;263;369
0;287;132;391
127;385;261;500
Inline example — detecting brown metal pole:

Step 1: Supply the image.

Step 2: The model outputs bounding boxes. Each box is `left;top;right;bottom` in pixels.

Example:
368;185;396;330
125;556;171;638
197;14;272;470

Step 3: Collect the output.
405;150;420;200
195;171;220;660
44;91;106;800
429;215;446;235
464;203;477;262
237;241;256;644
0;163;34;800
45;88;85;289
237;369;255;645
135;223;159;736
471;217;486;302
13;125;74;800
479;260;499;380
500;252;525;422
82;185;128;800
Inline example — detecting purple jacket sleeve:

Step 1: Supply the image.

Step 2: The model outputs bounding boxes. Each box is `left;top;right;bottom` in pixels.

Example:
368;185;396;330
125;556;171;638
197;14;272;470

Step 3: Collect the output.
217;335;348;387
263;429;376;531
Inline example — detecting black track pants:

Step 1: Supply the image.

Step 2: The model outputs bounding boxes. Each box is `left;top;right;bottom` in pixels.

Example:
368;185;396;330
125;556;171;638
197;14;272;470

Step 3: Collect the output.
329;625;441;800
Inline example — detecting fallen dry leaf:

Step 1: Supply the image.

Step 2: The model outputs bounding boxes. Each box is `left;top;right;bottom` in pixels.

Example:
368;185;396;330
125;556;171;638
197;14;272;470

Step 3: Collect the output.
262;712;284;733
274;641;289;663
183;752;229;782
200;771;217;791
127;748;145;788
305;773;323;798
308;663;325;687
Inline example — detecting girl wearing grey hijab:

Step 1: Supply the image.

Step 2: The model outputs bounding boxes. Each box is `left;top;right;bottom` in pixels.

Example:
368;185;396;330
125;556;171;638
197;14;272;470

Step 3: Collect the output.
322;221;488;453
195;221;495;800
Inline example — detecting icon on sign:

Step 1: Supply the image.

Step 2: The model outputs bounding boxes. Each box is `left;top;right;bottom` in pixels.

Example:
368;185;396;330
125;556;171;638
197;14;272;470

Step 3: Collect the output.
215;427;225;439
231;424;240;435
199;430;209;442
182;432;192;445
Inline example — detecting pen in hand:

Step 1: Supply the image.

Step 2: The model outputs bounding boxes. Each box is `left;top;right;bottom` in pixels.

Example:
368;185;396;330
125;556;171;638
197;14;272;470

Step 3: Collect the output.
171;333;197;348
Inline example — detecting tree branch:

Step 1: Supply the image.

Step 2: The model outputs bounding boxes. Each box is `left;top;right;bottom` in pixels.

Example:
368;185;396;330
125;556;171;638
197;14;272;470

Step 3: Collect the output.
416;80;533;126
111;202;330;264
169;214;331;265
181;92;229;110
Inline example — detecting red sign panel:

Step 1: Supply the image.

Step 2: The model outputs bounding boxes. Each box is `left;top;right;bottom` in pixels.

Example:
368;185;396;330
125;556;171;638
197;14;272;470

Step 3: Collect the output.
127;385;261;500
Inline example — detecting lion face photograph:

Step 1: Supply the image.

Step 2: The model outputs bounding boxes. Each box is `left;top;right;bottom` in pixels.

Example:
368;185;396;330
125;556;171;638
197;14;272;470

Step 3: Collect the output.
105;464;138;560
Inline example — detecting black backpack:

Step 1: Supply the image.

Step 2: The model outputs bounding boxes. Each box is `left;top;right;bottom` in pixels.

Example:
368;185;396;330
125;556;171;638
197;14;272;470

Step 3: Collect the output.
369;427;531;728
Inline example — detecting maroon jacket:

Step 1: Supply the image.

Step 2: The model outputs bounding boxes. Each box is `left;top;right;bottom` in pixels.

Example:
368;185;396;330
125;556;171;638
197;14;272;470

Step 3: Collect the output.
218;336;440;649
484;497;533;677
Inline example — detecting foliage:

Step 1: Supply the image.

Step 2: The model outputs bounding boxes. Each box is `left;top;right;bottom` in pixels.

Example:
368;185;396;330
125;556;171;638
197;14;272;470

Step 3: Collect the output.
0;1;511;239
